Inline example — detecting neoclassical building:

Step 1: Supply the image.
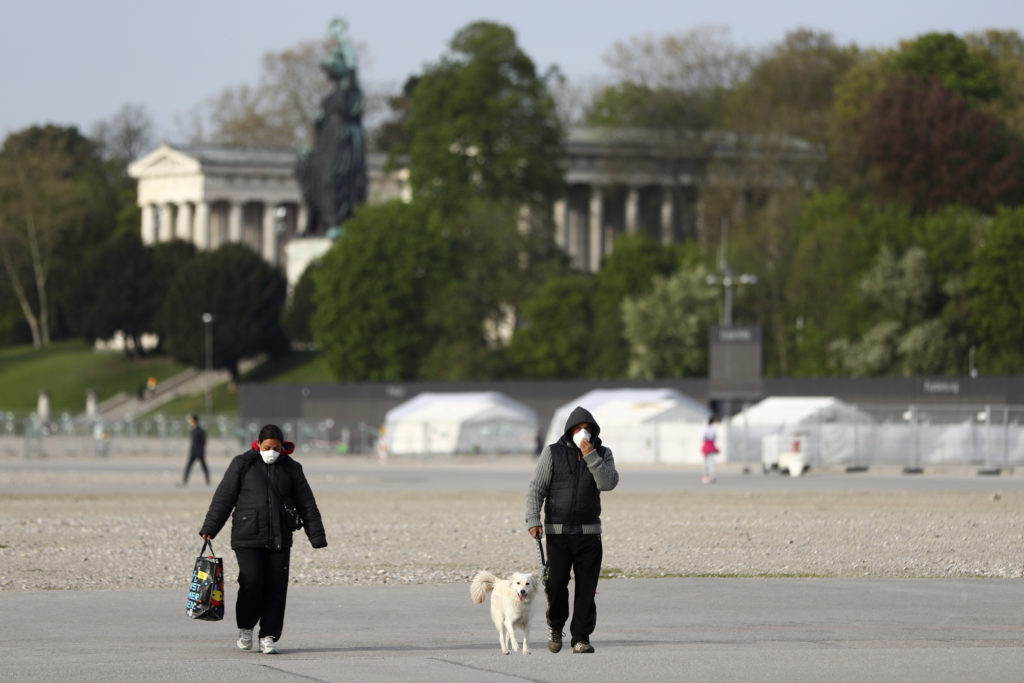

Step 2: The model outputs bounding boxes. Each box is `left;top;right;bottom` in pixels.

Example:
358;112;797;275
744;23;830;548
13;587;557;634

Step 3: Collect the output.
128;145;409;285
129;127;822;281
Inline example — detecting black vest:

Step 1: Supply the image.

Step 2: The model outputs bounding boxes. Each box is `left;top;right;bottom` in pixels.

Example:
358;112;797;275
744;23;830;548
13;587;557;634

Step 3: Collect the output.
543;443;602;525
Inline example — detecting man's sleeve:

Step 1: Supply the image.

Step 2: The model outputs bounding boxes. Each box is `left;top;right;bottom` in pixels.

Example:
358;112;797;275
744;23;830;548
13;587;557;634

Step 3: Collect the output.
584;446;619;491
525;445;553;529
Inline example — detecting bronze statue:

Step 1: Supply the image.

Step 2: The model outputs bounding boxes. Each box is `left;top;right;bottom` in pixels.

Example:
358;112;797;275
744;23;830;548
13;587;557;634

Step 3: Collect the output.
297;19;367;235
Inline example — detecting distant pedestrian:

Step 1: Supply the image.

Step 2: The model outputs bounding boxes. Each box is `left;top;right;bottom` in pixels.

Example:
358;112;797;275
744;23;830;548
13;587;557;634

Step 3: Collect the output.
181;414;209;486
701;417;719;484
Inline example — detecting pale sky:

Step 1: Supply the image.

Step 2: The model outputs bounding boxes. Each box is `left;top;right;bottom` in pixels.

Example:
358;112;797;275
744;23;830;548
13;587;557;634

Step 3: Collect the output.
2;0;1021;142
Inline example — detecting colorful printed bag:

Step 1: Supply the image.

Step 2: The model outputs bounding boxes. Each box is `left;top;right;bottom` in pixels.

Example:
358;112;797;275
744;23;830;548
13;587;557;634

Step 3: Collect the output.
186;539;224;621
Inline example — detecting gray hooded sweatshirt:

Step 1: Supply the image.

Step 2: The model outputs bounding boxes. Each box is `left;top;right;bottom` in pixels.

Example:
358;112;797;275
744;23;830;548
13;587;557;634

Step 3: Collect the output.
525;406;619;534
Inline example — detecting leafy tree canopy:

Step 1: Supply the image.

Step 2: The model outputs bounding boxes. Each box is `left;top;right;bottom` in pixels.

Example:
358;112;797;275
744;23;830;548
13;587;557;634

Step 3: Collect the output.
407;21;564;211
891;32;1002;103
160;243;287;382
312;200;450;380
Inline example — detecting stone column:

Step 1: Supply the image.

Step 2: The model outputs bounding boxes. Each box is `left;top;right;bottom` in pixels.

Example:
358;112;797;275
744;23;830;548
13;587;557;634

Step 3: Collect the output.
228;202;243;243
660;186;674;245
262;203;278;264
160;204;176;242
553;198;567;248
140;204;156;245
625;187;639;234
588;186;604;272
176;202;194;242
193;202;210;250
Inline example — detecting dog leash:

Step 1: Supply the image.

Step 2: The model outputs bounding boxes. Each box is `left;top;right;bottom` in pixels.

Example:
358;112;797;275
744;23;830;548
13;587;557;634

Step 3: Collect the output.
535;534;548;586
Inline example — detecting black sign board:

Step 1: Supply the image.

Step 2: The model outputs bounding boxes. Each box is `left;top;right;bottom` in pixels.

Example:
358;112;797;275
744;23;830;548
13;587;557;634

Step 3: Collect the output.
708;325;763;399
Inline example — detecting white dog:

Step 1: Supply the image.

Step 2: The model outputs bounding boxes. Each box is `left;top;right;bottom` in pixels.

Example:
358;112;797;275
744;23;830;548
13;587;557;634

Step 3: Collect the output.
470;570;537;655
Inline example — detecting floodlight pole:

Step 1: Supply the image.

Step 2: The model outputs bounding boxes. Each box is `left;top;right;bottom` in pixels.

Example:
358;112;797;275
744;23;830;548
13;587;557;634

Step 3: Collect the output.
704;218;757;325
202;313;214;416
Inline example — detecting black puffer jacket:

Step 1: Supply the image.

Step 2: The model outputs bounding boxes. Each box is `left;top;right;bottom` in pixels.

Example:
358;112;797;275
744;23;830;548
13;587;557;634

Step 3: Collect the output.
200;447;327;551
545;406;609;526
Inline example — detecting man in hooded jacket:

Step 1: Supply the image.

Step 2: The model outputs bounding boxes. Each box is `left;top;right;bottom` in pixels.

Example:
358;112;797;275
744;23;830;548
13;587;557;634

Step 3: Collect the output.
526;406;619;654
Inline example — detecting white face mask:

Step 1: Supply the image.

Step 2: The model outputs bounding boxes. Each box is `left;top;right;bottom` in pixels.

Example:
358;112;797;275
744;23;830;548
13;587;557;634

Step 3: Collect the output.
260;449;280;464
572;429;591;449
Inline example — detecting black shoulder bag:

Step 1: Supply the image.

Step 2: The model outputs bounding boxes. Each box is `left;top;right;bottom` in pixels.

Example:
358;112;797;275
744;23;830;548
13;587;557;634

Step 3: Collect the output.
245;458;304;532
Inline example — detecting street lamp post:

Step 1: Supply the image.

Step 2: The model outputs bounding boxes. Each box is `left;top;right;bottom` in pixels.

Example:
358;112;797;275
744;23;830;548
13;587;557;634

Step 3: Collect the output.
202;312;214;416
705;268;758;325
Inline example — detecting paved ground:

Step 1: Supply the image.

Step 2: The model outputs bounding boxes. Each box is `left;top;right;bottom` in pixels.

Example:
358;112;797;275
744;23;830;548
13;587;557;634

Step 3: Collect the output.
3;579;1024;682
5;457;1024;681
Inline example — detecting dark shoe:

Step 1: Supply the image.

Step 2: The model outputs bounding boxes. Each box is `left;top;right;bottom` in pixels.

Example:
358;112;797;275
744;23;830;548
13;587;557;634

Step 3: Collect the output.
572;641;595;653
548;630;563;653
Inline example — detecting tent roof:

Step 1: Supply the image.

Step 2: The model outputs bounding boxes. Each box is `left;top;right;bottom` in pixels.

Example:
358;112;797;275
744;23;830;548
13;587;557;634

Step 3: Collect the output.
551;388;708;428
733;396;872;426
385;391;537;424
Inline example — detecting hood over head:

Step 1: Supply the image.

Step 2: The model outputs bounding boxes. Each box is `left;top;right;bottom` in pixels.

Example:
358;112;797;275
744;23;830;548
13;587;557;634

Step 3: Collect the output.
251;440;295;456
561;406;601;448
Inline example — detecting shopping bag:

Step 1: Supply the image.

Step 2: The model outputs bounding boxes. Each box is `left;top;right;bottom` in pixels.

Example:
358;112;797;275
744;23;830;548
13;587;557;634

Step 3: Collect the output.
186;539;225;621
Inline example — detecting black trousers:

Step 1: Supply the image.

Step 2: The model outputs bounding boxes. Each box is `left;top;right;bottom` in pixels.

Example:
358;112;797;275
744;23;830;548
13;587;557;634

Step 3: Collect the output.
182;453;209;485
234;547;291;640
545;533;603;645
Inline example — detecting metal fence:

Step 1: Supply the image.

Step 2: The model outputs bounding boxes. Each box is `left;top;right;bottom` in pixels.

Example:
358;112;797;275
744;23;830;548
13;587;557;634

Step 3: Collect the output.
723;403;1024;471
1;412;382;460
7;402;1024;468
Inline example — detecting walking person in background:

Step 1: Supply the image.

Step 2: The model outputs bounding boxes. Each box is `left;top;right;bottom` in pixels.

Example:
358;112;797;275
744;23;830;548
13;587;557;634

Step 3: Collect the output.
701;417;719;484
181;414;209;486
199;424;328;655
526;406;619;654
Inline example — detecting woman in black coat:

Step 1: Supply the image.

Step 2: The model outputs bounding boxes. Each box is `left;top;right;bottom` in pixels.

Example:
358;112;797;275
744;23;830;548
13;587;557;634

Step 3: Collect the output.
200;424;327;655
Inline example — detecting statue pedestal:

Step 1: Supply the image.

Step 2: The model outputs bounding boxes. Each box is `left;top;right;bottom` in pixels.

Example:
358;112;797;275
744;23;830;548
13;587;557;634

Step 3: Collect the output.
284;236;335;290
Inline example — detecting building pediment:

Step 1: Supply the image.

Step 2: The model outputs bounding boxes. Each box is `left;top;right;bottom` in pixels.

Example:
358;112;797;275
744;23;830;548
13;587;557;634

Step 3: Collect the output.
127;143;202;178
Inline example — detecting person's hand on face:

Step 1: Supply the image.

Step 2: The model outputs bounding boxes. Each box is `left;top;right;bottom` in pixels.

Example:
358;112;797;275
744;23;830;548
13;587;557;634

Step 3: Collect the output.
572;423;595;455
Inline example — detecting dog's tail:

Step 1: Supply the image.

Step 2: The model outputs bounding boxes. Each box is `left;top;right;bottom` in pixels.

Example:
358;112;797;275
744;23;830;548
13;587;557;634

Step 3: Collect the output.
470;570;497;604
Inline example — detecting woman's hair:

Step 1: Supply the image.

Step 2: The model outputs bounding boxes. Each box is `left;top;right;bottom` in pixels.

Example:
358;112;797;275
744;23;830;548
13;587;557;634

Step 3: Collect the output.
258;424;285;443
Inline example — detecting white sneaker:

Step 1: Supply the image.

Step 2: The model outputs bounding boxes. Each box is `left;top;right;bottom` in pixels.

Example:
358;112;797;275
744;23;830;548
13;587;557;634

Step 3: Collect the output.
259;636;278;654
237;629;253;651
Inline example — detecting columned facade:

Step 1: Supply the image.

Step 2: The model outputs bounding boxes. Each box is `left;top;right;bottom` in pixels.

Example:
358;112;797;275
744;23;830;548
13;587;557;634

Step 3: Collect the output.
129;130;822;280
558;127;823;272
129;146;409;285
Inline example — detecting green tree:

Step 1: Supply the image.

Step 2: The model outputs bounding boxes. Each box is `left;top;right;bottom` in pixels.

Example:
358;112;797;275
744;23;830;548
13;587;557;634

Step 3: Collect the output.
727;29;859;145
506;274;593;378
418;199;562;379
588;234;686;377
783;192;915;374
968;206;1024;372
406;21;564;211
891;32;1001;103
312;201;449;380
0;126;115;348
588;26;749;130
621;263;718;378
65;231;155;355
966;30;1024;138
160;243;287;382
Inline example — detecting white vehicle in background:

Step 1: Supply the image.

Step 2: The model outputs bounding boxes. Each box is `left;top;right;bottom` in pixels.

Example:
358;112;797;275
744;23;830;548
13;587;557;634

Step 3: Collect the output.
762;432;810;476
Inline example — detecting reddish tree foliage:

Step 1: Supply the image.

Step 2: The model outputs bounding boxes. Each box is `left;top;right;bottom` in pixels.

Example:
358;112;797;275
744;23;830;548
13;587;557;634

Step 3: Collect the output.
857;73;1023;213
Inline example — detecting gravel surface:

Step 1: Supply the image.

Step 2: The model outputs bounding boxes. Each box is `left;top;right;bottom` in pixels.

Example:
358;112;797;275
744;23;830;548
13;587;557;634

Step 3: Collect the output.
2;463;1024;591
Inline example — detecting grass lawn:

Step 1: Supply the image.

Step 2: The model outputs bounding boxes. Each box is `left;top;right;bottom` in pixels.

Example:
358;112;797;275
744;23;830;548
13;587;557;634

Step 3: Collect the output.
0;340;188;415
0;343;332;417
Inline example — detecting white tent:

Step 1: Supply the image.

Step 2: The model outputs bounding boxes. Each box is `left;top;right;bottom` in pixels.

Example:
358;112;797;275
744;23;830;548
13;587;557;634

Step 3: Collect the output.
384;392;538;456
544;388;709;464
728;397;875;469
